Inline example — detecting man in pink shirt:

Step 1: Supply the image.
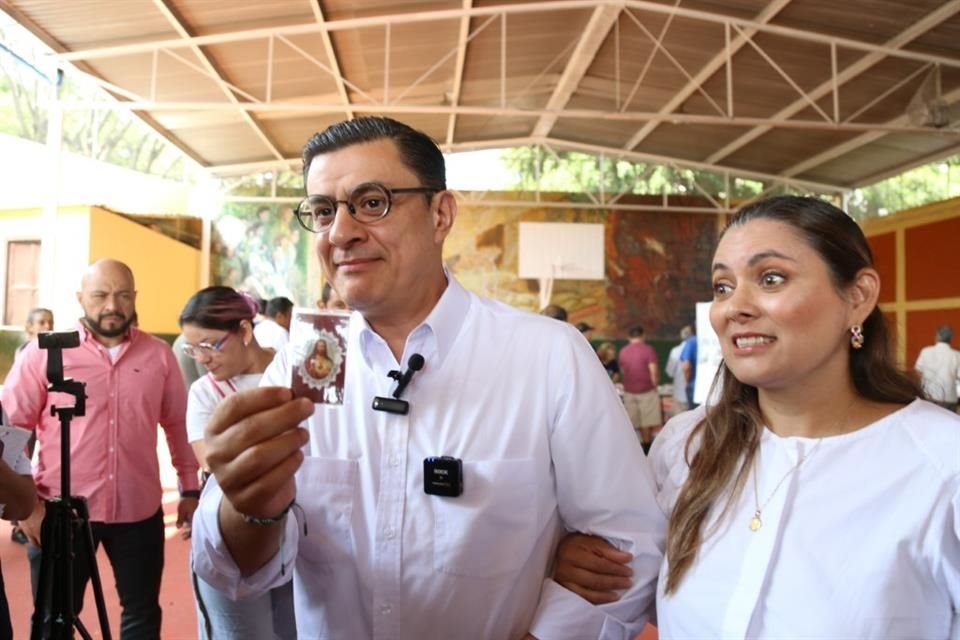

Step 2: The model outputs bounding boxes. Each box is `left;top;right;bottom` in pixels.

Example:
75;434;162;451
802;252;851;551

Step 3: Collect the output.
2;258;200;639
618;325;662;454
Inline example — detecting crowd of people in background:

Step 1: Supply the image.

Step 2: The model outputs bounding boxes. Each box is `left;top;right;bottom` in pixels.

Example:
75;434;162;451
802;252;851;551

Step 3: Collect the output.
0;116;957;640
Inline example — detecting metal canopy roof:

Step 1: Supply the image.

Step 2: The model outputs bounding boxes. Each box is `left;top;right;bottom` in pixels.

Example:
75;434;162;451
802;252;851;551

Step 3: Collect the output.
4;0;960;192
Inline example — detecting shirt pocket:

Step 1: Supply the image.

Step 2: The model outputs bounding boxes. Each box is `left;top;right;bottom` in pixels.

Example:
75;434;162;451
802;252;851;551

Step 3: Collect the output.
297;456;359;565
432;458;538;578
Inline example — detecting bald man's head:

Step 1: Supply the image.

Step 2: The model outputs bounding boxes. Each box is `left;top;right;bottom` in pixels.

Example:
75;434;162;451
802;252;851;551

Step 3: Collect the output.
77;259;137;343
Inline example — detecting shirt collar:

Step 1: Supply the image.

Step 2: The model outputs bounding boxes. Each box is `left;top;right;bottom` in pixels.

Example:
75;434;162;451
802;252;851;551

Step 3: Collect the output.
356;272;470;369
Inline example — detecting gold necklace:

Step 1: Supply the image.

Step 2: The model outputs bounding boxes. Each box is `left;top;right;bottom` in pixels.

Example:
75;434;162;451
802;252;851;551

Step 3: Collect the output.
748;438;824;532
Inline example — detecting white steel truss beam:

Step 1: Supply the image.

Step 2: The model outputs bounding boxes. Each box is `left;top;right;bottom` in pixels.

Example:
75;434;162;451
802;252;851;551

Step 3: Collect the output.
57;98;960;138
530;4;621;138
781;85;960;180
707;0;960;164
851;140;960;187
625;0;792;149
205;136;846;195
53;0;960;72
446;0;473;145
150;0;284;160
309;0;353;120
220;191;740;214
545;138;847;193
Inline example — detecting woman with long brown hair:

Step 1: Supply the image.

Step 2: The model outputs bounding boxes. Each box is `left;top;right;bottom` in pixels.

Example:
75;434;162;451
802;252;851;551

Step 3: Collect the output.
553;196;960;637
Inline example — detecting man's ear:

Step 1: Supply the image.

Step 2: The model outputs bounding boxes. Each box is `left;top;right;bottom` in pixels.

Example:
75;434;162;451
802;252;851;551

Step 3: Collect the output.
432;191;457;244
849;267;880;321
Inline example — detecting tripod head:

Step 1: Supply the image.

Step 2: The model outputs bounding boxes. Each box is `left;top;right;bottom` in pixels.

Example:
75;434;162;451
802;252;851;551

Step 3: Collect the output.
38;331;85;416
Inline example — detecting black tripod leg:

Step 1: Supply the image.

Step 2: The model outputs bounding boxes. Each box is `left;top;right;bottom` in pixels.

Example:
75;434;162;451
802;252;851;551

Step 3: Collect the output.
29;498;113;640
74;501;111;640
30;503;61;640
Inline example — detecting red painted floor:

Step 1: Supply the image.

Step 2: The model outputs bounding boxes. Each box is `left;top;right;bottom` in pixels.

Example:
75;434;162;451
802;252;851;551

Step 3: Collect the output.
1;495;197;639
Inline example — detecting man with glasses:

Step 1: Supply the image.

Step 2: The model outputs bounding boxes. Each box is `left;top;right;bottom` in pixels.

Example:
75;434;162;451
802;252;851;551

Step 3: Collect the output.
2;258;200;639
192;117;664;639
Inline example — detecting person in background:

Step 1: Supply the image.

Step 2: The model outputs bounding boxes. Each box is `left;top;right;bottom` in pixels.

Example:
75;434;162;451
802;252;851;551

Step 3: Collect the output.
252;296;293;354
318;281;348;310
2;258;200;639
575;321;595;343
679;324;698;408
915;324;960;412
664;325;693;416
179;286;295;640
618;325;661;454
191;116;665;639
553;196;960;638
15;307;54;357
596;341;622;384
0;433;37;640
10;307;53;544
540;303;568;321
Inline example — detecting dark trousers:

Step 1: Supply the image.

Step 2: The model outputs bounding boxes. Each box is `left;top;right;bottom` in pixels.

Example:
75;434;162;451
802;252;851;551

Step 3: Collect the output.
28;508;165;640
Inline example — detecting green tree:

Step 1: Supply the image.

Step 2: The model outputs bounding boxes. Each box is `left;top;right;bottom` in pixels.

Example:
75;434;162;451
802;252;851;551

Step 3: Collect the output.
500;146;774;202
0;20;189;179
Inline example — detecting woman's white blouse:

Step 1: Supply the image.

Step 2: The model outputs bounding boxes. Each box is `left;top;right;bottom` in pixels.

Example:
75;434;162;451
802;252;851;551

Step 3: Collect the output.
651;399;960;639
185;373;263;443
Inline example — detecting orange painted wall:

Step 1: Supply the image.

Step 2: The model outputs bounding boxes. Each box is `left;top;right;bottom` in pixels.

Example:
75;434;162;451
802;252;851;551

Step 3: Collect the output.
864;196;960;368
904;217;960;300
867;232;896;305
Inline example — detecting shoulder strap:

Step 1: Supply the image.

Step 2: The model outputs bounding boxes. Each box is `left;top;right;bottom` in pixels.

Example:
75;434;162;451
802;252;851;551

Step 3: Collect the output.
206;373;239;399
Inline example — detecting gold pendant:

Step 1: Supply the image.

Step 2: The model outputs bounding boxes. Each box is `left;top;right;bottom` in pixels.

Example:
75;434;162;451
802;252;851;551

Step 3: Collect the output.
749;514;762;532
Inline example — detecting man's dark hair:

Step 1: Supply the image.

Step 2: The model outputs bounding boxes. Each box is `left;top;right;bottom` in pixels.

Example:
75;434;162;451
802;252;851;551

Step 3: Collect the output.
302;117;446;193
937;325;954;343
628;325;644;338
540;304;568;322
266;297;294;318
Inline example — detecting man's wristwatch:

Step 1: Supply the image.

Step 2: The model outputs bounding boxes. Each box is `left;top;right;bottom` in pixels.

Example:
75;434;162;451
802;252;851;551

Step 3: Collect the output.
180;490;201;499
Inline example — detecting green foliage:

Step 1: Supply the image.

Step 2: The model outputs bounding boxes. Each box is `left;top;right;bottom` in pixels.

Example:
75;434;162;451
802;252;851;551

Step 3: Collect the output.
847;155;960;220
502;145;960;221
0;20;192;180
501;146;773;200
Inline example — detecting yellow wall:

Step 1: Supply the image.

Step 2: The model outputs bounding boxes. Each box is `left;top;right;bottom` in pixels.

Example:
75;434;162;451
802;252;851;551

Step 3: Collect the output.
88;207;200;334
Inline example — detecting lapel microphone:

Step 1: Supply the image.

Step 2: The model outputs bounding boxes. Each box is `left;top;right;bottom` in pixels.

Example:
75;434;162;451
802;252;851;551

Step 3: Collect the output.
372;353;424;415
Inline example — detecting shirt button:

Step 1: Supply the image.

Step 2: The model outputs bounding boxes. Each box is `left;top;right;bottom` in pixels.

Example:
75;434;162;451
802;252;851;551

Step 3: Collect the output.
384;528;396;540
389;457;401;467
380;605;392;616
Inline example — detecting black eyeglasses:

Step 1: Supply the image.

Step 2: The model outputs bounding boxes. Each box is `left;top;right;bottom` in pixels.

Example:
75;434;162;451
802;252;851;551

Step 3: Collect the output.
295;182;438;233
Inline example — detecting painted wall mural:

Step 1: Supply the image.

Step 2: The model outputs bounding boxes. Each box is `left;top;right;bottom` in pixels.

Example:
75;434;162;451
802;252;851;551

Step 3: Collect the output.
211;203;312;306
445;193;718;340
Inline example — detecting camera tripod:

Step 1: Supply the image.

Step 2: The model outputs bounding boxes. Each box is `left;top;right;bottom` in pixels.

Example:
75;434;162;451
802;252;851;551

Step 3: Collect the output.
30;332;111;640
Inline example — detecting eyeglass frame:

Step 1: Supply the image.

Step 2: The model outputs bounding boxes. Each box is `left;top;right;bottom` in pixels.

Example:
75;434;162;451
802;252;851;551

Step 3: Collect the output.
295;181;439;233
181;332;232;359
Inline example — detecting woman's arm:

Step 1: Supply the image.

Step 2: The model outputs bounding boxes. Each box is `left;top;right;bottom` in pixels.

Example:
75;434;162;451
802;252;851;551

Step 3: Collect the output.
0;458;37;522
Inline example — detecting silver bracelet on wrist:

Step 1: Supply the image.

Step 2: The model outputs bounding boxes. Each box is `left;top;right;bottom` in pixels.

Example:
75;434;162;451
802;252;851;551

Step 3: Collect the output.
238;499;296;526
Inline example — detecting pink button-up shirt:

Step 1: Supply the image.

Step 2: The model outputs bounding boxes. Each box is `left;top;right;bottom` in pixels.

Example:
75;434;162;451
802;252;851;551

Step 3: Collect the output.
2;323;199;523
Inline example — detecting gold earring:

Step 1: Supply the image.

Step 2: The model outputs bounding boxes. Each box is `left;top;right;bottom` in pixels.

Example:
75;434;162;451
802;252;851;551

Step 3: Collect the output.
850;323;864;349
